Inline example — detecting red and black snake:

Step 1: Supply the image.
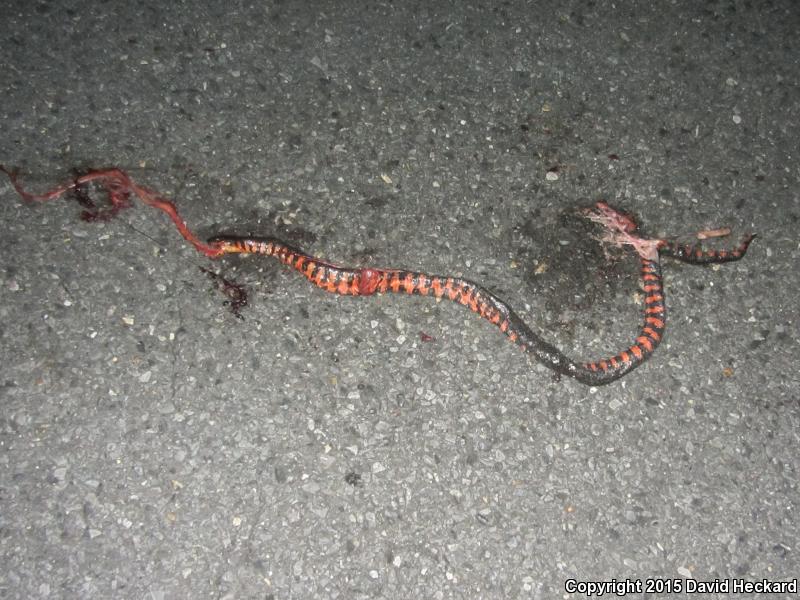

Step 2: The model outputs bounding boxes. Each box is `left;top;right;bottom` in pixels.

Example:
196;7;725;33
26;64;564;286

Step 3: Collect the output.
206;230;753;386
1;166;755;386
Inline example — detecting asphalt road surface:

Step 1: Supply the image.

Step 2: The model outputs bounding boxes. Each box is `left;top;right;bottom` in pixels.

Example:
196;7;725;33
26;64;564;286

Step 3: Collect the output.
1;1;798;598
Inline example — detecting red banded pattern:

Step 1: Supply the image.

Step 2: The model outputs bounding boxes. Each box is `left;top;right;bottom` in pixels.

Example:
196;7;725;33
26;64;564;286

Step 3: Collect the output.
658;234;755;264
583;258;666;379
209;237;524;342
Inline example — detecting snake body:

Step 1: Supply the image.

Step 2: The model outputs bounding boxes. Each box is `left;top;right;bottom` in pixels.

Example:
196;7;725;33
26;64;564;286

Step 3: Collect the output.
208;233;753;385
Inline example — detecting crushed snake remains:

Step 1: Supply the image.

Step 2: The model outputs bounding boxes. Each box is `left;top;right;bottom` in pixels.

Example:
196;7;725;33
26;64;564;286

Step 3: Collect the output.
1;166;754;385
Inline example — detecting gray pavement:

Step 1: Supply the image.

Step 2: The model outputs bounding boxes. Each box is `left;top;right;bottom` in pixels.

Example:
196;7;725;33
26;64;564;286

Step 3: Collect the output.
1;1;798;598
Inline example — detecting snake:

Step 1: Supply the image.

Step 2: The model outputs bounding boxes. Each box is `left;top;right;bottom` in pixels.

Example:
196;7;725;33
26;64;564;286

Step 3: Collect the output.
207;228;753;386
1;166;755;386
